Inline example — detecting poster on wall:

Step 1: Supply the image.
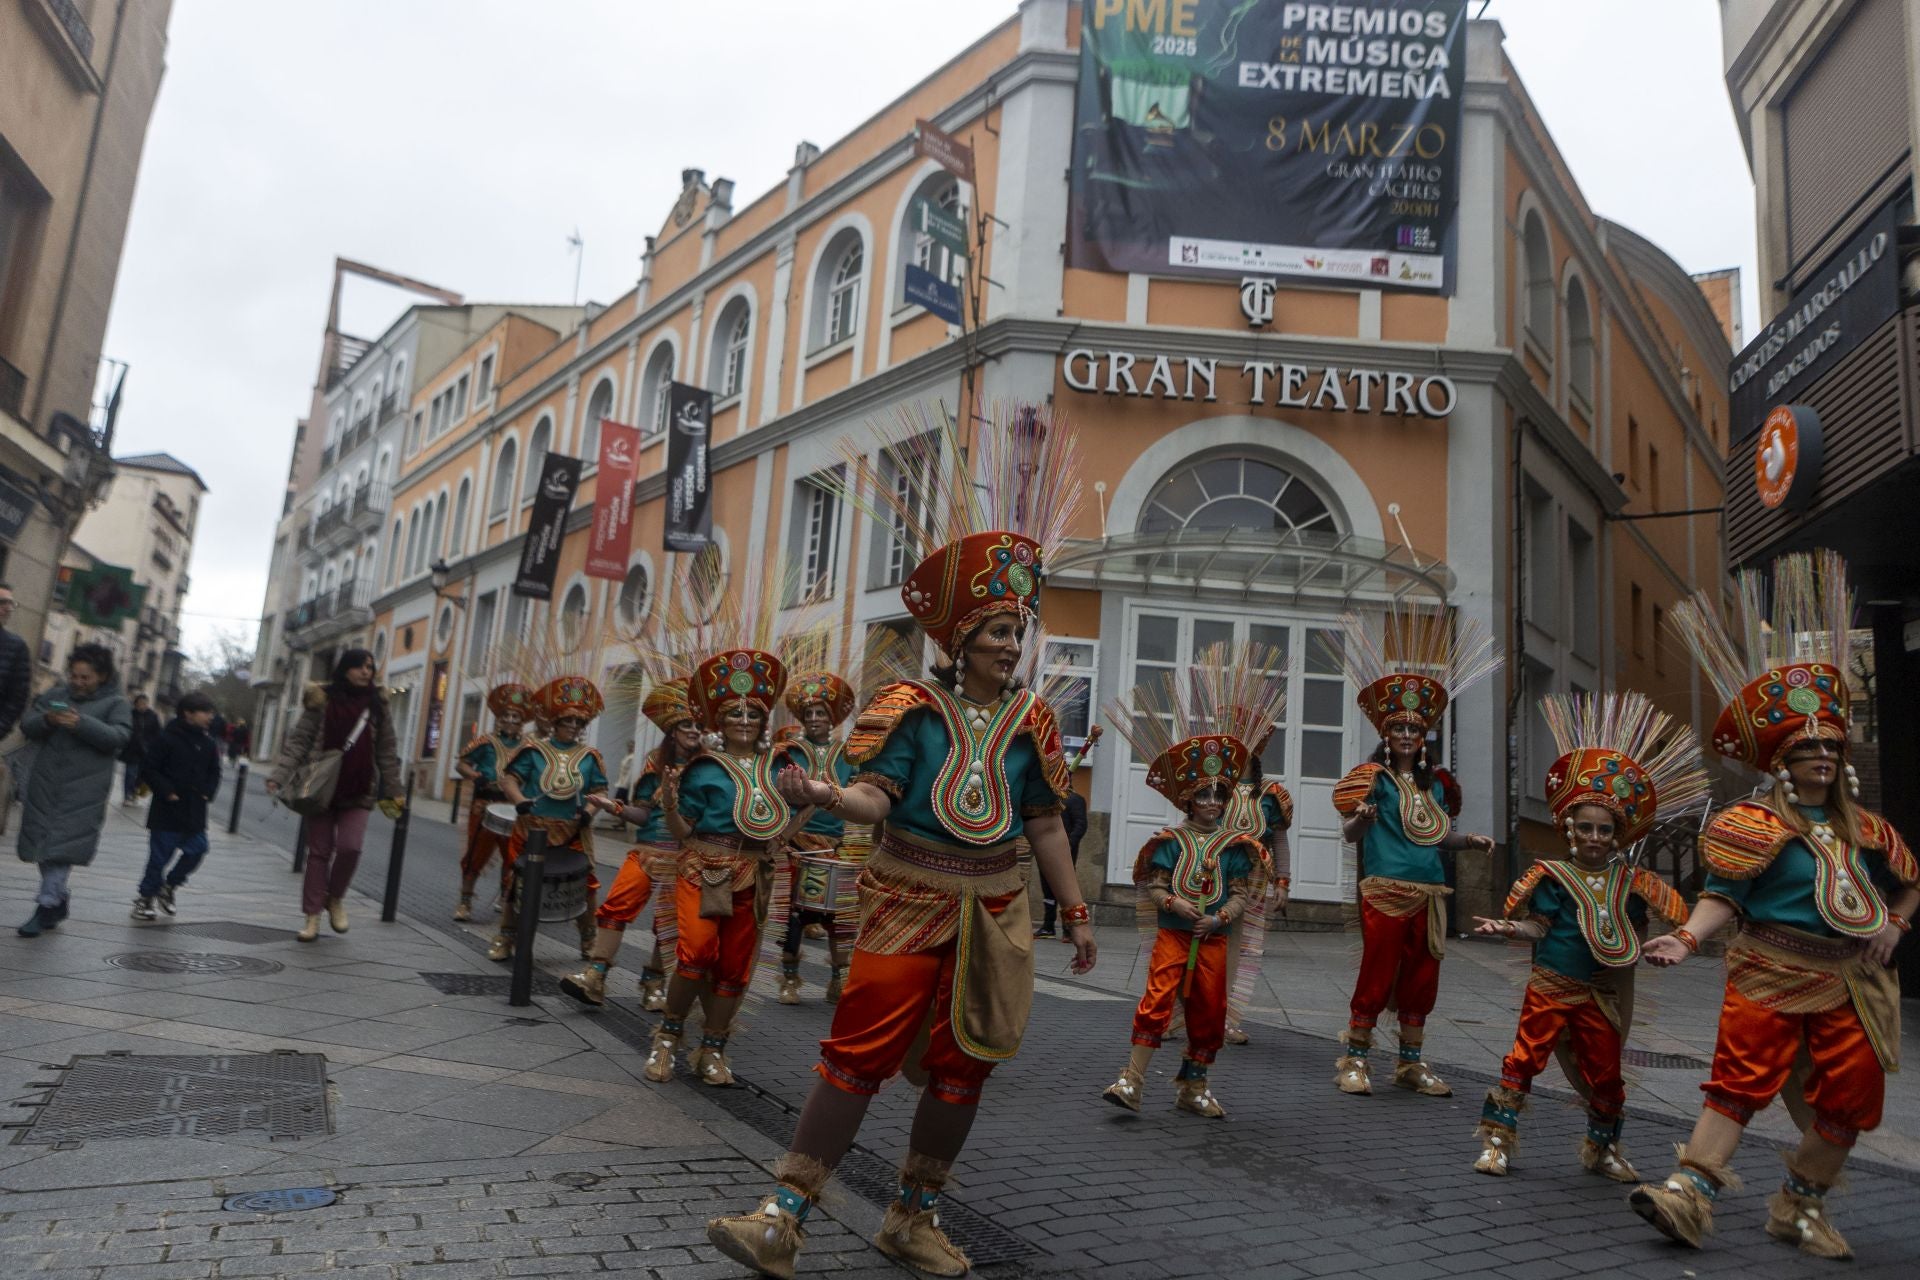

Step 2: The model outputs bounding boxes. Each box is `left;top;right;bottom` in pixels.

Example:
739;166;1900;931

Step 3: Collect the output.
663;382;713;553
586;420;640;581
1067;0;1467;293
511;452;579;600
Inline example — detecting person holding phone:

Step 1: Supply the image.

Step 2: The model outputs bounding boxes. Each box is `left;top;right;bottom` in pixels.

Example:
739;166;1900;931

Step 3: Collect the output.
16;644;132;936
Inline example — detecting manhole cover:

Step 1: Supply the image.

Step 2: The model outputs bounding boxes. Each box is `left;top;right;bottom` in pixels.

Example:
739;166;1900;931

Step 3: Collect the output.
1623;1049;1708;1070
9;1053;331;1145
105;951;283;976
161;920;295;946
420;972;559;997
224;1187;337;1213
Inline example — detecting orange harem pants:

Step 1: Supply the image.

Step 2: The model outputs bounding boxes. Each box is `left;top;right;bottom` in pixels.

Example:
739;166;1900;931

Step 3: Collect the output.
1349;896;1442;1029
815;887;1019;1108
672;876;760;999
460;801;506;883
1701;982;1884;1147
1131;928;1229;1064
1499;983;1625;1121
596;841;678;928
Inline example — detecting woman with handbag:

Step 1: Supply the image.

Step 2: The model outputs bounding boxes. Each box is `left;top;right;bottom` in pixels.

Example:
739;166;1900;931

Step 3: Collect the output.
267;648;404;941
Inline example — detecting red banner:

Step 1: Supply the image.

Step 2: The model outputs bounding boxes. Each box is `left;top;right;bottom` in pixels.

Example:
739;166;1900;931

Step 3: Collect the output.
585;420;639;581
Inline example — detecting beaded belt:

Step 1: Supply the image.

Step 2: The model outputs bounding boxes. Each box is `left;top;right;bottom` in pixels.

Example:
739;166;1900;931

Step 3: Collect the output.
877;828;1017;879
1740;920;1863;962
685;832;774;856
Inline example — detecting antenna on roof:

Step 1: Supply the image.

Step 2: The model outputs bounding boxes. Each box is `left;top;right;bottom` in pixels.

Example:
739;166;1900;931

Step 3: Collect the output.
566;229;585;306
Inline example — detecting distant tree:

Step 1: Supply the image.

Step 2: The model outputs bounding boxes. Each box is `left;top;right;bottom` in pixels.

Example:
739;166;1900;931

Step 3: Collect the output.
181;627;255;721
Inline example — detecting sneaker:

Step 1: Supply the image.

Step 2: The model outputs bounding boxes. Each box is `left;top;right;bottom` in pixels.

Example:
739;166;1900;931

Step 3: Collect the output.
18;905;54;937
131;896;157;921
1033;926;1056;938
156;885;177;916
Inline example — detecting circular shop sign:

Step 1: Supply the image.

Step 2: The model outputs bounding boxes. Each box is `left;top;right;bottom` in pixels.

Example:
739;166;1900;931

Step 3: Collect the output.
1754;404;1823;511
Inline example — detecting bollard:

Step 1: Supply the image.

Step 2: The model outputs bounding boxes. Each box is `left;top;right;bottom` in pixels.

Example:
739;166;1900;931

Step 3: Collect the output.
226;762;248;835
507;826;549;1007
448;778;462;825
292;813;308;873
380;771;415;924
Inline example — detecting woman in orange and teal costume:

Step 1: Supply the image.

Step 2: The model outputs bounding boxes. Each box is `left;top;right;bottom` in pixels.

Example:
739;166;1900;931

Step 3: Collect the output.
706;403;1095;1280
1629;551;1918;1262
1330;607;1500;1098
452;681;531;921
1469;691;1703;1182
564;677;701;1011
776;670;858;1005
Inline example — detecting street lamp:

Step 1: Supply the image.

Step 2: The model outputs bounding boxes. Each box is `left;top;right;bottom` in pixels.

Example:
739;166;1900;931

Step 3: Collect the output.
429;558;466;609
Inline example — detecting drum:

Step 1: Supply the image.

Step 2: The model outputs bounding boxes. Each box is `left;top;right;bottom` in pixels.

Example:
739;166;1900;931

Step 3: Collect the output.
795;855;854;915
481;803;518;837
533;848;593;922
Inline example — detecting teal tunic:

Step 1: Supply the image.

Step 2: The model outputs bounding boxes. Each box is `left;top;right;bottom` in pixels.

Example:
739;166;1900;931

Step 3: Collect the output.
857;704;1057;846
1359;772;1447;884
793;739;856;840
1703;806;1902;938
677;747;806;838
1522;876;1650;983
628;768;671;844
1148;833;1255;939
504;740;608;821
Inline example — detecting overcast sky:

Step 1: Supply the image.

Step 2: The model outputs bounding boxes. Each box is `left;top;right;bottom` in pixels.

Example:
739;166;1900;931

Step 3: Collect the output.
100;0;1756;658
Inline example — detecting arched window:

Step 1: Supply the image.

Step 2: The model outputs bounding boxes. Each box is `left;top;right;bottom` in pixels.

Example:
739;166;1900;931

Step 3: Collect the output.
616;561;650;627
640;343;676;437
329;412;346;445
523;416;552;501
710;300;751;400
376;448;393;482
390;355;408;394
556;581;590;653
1522;211;1554;351
404;509;422;578
350;393;366;424
385;521;403;586
1566;276;1595;408
354;464;370;491
449;477;471;556
427;492;448;568
322;564;338;594
491;438;518;517
1137;454;1340;537
823;238;863;347
908;178;966;291
581;379;614;462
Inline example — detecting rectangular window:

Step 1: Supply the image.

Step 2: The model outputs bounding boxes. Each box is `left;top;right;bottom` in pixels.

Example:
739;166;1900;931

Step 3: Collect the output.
869;441;934;589
1648;443;1662;511
1524;483;1557;635
1630;582;1645;658
476;355;494;402
502;593;530;648
466;591;497;676
452;374;469;422
405;411;423;456
798;474;842;599
1039;637;1097;751
1522;658;1555;802
1568;519;1598;660
1626;416;1641;488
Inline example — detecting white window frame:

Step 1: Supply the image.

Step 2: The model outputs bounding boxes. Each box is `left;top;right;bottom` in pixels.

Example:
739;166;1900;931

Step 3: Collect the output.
1039;636;1098;754
825;241;863;347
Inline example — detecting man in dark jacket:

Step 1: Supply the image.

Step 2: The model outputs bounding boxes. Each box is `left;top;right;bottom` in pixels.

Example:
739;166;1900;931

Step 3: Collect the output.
1038;788;1091;939
121;694;163;803
0;583;29;740
132;692;222;919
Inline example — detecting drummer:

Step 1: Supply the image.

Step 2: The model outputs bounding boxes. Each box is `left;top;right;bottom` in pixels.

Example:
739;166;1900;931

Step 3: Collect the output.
776;671;858;1005
453;682;532;922
489;676;609;963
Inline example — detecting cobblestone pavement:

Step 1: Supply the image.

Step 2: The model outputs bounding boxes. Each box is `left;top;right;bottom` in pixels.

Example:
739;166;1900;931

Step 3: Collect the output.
3;788;1917;1278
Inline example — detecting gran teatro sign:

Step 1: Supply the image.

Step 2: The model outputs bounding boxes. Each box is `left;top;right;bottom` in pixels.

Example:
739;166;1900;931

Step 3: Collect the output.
1060;347;1456;418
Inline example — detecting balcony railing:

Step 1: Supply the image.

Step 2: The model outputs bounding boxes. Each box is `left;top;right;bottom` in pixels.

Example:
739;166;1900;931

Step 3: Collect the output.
349;481;391;528
321;443;336;469
380;392;398;420
0;356;24;420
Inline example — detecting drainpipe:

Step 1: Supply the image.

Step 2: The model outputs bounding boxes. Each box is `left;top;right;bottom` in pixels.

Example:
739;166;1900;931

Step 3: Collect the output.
1505;415;1528;889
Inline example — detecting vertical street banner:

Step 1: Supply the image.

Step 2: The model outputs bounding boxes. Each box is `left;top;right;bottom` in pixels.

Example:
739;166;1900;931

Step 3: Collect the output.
585;419;640;581
663;381;713;553
511;451;579;600
1068;0;1467;292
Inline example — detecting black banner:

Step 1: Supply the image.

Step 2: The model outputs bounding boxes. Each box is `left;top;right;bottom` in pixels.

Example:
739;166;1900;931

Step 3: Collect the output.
1728;203;1900;441
1068;0;1465;293
664;381;712;553
512;451;579;600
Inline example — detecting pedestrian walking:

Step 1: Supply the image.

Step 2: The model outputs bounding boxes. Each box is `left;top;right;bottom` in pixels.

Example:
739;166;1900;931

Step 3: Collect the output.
266;648;404;942
15;643;132;936
226;718;250;763
132;692;223;920
0;583;30;744
120;693;162;804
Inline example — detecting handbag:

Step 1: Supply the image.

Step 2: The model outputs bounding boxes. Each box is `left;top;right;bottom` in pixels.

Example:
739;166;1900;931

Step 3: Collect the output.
283;709;371;818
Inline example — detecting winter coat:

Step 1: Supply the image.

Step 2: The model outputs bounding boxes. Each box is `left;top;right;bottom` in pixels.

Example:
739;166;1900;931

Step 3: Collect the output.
271;682;403;810
1062;791;1089;856
142;717;222;834
0;628;28;741
120;706;162;764
16;678;133;866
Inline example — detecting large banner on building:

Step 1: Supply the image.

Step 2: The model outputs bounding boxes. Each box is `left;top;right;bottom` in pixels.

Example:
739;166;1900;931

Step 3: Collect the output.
663;382;713;553
1068;0;1467;293
511;452;579;600
585;420;640;581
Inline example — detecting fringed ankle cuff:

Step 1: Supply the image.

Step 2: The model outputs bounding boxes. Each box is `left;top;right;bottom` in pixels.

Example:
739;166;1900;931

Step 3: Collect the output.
898;1151;952;1209
1176;1058;1208;1082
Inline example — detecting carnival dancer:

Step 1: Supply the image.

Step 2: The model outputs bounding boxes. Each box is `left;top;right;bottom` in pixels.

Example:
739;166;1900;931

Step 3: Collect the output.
705;402;1095;1280
1100;644;1283;1119
488;676;609;963
563;676;701;1010
452;682;531;921
1221;723;1292;1046
1628;551;1917;1261
1469;691;1702;1181
1330;605;1500;1098
775;671;858;1005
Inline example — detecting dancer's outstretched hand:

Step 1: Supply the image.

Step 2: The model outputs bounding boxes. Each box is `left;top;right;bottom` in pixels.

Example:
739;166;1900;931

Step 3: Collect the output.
1067;922;1097;974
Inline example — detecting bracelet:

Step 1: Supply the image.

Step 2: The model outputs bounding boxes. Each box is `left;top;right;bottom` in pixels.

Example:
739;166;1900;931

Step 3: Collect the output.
1673;928;1700;953
821;782;844;813
1060;902;1091;928
1890;912;1911;934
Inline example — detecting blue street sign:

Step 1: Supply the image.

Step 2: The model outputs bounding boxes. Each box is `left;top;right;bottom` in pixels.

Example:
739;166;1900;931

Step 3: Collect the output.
904;264;962;326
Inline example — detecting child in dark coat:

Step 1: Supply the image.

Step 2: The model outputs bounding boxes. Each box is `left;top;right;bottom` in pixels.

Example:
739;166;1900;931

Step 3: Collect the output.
133;693;222;919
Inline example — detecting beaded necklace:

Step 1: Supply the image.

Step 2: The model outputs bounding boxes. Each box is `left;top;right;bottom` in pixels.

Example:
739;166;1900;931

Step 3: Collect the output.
915;680;1036;846
706;750;791;841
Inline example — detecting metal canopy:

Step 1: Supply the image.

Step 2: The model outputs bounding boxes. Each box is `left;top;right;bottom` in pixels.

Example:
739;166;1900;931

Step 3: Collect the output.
1045;527;1454;607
